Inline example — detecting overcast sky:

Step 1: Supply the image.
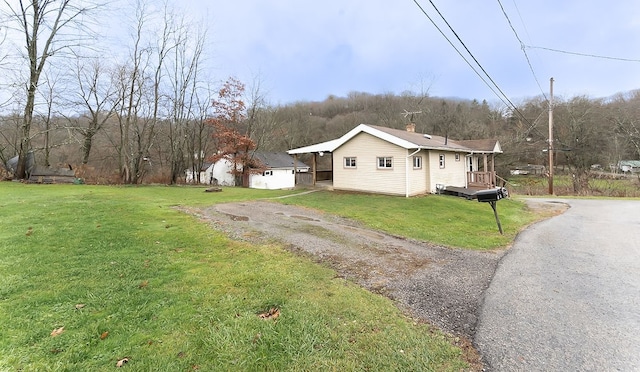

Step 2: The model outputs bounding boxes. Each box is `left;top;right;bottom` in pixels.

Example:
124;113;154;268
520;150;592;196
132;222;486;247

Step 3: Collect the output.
184;0;640;105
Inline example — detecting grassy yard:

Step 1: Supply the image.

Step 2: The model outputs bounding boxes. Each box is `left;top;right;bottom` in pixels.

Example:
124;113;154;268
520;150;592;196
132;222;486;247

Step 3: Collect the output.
0;183;469;371
279;191;539;250
508;174;640;197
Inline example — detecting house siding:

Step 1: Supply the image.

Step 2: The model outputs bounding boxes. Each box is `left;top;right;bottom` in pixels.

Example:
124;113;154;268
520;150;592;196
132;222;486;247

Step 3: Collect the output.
334;133;409;195
427;151;467;192
250;168;295;189
408;150;429;196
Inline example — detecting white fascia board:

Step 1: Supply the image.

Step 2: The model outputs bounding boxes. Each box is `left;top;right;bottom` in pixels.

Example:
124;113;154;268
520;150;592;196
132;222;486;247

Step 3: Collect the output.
287;138;342;154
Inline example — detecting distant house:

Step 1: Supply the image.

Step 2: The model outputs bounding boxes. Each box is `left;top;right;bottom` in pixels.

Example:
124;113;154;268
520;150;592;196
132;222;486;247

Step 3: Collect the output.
287;123;502;197
186;152;310;190
618;160;640;173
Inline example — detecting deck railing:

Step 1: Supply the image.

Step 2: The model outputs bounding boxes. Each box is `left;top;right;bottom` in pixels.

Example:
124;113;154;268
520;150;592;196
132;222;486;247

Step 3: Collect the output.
467;171;495;188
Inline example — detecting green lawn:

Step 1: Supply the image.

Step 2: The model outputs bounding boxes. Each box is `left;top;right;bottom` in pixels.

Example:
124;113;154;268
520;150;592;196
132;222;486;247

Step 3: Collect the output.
508;174;640;197
279;191;537;250
0;183;469;371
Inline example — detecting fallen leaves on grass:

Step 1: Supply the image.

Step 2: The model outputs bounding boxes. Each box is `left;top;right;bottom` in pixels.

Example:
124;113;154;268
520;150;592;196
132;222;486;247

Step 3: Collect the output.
50;326;65;337
25;227;33;236
258;308;280;320
138;280;148;289
116;357;129;367
252;333;261;344
100;331;109;340
74;304;86;310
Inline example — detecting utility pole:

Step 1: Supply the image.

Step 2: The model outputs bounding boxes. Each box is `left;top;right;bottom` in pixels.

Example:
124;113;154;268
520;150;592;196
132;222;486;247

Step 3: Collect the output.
548;77;554;195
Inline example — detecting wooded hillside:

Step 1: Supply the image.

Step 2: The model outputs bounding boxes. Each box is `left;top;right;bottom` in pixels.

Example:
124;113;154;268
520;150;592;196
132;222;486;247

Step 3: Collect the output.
1;1;638;192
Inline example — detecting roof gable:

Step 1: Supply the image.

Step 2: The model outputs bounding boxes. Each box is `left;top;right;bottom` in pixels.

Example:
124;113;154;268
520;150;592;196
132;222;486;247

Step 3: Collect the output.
288;124;501;154
456;139;503;153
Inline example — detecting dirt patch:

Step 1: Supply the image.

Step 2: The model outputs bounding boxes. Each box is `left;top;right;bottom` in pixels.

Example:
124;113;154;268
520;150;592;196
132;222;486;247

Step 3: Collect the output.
523;198;570;216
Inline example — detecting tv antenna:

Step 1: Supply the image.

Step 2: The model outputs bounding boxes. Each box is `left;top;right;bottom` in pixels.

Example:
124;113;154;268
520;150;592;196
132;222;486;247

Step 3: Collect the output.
401;109;422;122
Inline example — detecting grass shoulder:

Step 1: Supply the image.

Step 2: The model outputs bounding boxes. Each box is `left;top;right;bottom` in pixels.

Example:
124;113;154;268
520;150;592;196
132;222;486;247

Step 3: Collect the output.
278;190;546;250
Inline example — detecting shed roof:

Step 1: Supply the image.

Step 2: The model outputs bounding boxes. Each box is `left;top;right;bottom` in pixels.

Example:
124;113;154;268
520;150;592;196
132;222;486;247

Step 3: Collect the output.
252;152;309;169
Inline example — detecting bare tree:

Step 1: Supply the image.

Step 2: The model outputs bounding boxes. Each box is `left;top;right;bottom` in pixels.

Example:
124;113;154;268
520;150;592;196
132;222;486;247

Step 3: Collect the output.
163;7;207;184
36;70;61;166
67;56;120;164
3;0;100;179
112;0;162;184
244;76;281;152
554;96;608;193
608;91;640;161
184;83;214;184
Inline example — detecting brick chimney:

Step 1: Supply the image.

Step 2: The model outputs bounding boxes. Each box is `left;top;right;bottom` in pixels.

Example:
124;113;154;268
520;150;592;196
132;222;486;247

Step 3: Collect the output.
406;123;416;132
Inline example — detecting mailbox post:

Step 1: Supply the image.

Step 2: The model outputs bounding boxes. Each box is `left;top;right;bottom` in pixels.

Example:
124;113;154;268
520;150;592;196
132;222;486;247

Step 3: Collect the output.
476;188;507;234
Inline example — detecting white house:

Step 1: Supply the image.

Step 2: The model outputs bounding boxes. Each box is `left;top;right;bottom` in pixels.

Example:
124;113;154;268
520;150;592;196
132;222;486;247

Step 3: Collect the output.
186;152;310;190
287;123;502;197
185;158;236;186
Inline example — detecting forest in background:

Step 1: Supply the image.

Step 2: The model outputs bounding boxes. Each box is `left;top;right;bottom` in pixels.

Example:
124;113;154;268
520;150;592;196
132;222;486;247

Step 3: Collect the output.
3;87;640;188
1;1;639;194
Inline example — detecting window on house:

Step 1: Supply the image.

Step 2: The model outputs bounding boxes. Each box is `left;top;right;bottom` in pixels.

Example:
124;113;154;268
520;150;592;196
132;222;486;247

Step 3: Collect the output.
455;153;460;162
263;170;273;176
439;154;445;169
377;157;393;169
413;156;422;169
344;157;357;168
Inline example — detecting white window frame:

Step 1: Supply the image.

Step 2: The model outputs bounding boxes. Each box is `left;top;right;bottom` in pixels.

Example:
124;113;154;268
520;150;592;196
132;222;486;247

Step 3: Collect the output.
377;157;393;169
455;153;461;162
413;156;422;169
344;157;357;168
263;170;273;176
439;154;445;169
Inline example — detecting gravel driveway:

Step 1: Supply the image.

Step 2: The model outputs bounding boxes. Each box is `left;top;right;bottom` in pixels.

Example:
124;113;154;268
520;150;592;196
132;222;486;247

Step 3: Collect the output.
199;201;503;339
179;197;565;370
475;199;640;371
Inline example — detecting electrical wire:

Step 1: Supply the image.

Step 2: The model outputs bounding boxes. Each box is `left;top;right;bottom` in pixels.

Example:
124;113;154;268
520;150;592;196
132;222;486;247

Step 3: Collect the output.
410;0;505;105
526;45;640;63
496;0;548;101
425;0;522;113
412;0;536;132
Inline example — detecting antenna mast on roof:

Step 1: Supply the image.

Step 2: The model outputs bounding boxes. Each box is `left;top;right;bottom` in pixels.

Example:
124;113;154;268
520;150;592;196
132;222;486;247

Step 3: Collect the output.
401;109;422;122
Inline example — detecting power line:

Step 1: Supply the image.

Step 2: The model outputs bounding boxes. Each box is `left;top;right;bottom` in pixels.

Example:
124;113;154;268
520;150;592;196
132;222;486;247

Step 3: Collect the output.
410;0;505;105
526;45;640;63
424;0;522;112
496;0;548;101
411;0;533;128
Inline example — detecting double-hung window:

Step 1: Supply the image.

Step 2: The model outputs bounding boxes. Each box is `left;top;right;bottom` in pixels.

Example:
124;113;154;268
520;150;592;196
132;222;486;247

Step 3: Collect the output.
344;157;357;168
413;156;422;169
439;154;446;169
377;157;393;169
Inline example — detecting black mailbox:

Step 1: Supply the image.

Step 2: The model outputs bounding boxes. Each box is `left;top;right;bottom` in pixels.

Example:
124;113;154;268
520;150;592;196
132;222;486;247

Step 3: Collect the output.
476;188;506;202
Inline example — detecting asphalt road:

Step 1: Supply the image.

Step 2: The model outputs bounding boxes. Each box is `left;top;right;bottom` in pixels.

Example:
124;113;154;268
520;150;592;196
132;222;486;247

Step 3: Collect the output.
475;199;640;371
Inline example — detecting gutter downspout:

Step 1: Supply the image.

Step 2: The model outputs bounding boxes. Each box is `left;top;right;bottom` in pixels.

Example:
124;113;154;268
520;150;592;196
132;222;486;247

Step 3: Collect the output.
406;148;422;198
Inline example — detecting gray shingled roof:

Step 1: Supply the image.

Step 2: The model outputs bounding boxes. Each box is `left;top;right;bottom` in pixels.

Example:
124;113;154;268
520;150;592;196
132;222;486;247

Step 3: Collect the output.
252;152;309;169
288;124;502;155
369;125;472;152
